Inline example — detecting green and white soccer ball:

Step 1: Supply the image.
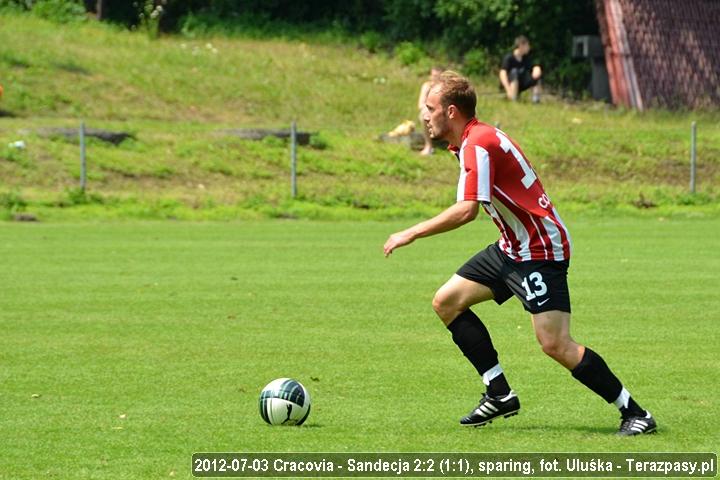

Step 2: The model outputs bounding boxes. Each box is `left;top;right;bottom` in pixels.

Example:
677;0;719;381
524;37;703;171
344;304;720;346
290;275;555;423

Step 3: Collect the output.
259;378;311;426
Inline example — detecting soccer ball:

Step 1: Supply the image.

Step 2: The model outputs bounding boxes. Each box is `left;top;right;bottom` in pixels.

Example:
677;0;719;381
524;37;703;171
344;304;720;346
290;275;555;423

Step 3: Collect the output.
259;378;311;426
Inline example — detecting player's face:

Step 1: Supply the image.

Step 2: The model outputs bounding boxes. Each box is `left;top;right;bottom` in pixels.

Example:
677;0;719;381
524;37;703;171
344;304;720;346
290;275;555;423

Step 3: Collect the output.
424;88;449;140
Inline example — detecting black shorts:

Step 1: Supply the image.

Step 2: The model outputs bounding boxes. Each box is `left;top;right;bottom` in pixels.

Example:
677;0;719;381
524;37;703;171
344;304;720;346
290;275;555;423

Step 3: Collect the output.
456;243;571;314
507;68;539;92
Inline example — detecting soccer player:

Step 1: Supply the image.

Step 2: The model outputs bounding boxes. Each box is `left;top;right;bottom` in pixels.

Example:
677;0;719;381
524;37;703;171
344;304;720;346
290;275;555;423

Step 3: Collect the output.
383;71;656;435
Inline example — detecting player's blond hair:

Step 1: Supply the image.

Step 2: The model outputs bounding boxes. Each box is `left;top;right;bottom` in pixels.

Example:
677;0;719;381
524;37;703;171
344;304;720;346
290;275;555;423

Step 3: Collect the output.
436;70;476;118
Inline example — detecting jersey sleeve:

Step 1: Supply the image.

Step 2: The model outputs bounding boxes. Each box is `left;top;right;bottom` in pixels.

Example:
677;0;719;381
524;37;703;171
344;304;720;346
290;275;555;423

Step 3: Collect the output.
456;143;494;203
500;53;512;71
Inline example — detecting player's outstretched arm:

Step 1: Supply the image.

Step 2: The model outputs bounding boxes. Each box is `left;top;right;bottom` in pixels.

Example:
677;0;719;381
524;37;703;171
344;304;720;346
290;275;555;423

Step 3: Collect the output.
383;201;479;257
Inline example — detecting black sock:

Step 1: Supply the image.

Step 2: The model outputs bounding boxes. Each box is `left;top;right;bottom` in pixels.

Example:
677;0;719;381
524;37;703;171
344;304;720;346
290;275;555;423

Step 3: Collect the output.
571;347;625;402
447;310;511;397
613;386;647;418
621;397;646;418
572;349;647;418
486;370;511;398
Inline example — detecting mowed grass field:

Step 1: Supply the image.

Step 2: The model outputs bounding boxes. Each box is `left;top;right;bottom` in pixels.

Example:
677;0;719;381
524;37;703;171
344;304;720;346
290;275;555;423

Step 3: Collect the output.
1;217;718;479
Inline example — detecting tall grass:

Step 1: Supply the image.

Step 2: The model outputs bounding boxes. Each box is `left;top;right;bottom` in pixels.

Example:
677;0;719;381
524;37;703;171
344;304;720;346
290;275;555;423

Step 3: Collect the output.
0;13;718;220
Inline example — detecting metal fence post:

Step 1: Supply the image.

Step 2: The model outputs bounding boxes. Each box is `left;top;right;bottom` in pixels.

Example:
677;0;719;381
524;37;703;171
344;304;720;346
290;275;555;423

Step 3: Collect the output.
80;121;87;192
690;121;696;194
291;121;297;198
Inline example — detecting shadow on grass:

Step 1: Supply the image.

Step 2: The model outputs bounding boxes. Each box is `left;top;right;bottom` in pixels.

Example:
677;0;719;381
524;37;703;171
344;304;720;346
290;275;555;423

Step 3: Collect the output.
262;423;323;429
300;423;323;429
482;424;618;435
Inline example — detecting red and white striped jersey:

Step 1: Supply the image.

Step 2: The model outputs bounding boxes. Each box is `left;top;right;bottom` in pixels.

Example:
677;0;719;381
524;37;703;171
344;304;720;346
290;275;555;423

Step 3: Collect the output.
450;119;571;262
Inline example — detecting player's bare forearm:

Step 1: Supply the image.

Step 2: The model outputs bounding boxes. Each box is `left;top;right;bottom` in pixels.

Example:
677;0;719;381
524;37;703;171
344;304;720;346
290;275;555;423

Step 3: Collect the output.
407;200;479;238
383;201;479;257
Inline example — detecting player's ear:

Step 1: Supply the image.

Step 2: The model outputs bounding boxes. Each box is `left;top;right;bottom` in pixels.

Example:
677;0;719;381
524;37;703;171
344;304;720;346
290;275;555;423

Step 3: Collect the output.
447;104;457;119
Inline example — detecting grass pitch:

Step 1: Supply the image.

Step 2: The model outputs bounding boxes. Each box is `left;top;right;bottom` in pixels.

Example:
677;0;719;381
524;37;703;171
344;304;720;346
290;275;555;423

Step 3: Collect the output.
1;217;718;479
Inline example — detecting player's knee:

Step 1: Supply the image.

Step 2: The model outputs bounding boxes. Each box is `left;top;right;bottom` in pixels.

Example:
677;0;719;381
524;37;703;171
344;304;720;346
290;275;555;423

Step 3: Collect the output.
431;291;447;315
432;290;457;321
538;336;565;359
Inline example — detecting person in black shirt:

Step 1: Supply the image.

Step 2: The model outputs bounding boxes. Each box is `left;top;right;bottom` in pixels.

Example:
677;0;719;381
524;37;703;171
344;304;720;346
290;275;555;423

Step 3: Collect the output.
499;35;542;103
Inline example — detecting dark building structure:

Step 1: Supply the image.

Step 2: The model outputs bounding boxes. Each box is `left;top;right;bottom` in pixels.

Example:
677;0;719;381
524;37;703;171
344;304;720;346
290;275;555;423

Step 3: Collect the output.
595;0;720;110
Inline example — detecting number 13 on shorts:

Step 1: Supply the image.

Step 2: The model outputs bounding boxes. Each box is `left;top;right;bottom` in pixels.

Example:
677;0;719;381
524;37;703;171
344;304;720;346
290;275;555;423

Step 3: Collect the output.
521;272;547;300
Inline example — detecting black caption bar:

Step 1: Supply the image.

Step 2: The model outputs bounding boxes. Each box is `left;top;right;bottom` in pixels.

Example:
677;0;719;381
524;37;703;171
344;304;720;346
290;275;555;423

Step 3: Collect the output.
191;452;717;478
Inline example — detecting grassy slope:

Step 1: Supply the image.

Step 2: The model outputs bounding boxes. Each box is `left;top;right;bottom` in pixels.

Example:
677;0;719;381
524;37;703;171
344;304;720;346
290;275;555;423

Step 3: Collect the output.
1;218;718;479
0;14;720;221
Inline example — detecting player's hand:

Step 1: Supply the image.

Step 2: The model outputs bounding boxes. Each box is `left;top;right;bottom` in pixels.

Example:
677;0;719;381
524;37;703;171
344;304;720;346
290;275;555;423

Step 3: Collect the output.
383;231;415;257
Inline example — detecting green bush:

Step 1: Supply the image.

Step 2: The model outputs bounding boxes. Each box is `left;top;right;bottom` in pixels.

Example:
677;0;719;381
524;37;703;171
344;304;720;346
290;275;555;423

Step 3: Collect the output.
463;48;492;76
546;59;592;98
137;0;165;40
32;0;85;23
179;12;213;38
359;31;384;53
394;41;425;66
0;0;29;12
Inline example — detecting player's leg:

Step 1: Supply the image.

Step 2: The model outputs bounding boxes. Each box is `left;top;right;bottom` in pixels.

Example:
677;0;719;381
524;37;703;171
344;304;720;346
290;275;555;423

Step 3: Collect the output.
532;310;656;435
433;275;506;392
432;274;493;325
507;259;655;435
530;310;583;369
436;244;523;426
433;274;519;426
